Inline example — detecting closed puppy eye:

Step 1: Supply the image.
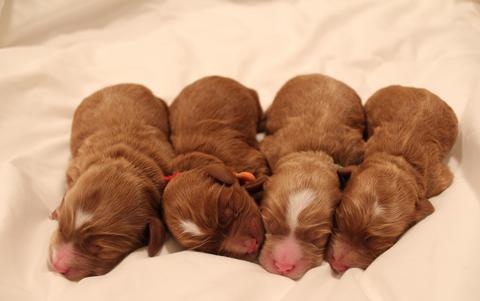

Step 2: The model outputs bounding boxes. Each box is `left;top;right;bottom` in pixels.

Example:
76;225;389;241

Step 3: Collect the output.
364;236;393;254
263;216;289;236
87;243;103;255
223;207;235;219
263;216;280;234
310;236;328;250
217;188;238;225
222;207;235;221
80;234;101;251
219;200;239;222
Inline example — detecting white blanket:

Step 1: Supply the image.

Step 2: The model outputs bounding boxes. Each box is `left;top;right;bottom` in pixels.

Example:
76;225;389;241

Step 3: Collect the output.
1;0;479;300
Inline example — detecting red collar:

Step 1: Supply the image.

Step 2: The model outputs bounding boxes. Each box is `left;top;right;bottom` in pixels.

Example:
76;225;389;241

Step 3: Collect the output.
163;172;180;182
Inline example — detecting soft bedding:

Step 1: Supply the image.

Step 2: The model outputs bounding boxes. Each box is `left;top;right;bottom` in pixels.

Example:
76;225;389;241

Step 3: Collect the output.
0;0;479;300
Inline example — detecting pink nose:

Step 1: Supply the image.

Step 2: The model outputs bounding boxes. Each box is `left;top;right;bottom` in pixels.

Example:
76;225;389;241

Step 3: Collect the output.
244;238;258;254
329;257;349;273
274;260;295;274
52;260;69;274
50;243;73;274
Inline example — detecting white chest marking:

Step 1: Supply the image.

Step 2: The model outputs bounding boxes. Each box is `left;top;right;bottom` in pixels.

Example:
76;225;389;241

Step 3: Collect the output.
372;201;384;217
75;209;94;229
180;220;204;236
286;189;316;231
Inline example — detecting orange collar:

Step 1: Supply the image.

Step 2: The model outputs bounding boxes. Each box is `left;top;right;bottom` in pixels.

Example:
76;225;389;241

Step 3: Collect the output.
234;171;256;183
163;171;255;183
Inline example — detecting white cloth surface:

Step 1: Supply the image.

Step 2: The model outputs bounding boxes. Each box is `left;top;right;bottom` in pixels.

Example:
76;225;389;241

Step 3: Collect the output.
0;0;479;300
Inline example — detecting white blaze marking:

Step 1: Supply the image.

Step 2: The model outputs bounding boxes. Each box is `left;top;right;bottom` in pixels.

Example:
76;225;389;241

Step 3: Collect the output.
75;209;94;229
286;189;316;231
256;132;266;142
372;201;384;217
180;220;204;236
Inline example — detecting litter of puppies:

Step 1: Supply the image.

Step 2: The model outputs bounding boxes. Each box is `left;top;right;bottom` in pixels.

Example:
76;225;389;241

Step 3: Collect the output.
48;74;458;281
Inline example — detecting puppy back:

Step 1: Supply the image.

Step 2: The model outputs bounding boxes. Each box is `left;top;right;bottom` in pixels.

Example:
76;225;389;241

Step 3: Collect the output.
261;74;365;167
364;85;459;196
71;84;171;156
169;76;262;141
365;85;458;158
168;76;267;176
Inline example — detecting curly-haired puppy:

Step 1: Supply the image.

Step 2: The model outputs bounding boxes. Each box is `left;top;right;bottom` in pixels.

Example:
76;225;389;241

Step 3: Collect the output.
163;76;269;261
259;74;365;279
48;84;174;281
327;85;458;273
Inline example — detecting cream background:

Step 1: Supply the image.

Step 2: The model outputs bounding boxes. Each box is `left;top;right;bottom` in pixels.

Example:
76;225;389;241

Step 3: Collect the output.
0;0;479;300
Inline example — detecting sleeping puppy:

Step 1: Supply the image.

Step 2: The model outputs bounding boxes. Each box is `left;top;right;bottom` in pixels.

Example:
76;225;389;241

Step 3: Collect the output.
327;85;458;273
258;74;365;279
163;76;268;261
48;84;174;281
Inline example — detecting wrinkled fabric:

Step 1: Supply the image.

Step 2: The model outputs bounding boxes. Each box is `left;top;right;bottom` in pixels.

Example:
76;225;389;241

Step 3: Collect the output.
0;0;479;300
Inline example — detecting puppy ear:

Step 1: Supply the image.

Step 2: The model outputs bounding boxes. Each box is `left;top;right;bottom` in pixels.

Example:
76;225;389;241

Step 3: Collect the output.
147;217;166;257
50;195;66;220
414;198;434;222
49;208;59;220
337;165;357;190
205;164;236;186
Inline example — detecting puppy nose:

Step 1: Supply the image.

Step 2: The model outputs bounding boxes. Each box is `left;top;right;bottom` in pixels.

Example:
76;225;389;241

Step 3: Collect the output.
50;243;73;274
274;260;295;274
52;260;69;274
244;238;258;254
329;257;349;273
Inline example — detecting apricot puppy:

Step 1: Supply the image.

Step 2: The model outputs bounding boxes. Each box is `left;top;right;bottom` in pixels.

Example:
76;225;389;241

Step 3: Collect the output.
259;74;365;279
163;76;268;261
327;86;458;273
48;84;174;281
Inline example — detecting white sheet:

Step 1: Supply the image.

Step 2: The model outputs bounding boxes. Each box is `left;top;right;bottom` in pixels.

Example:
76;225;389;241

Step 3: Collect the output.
1;0;479;300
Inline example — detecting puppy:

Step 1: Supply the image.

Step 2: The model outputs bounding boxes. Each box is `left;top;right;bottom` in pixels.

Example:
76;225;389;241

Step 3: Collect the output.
48;84;174;281
258;74;365;279
163;76;268;261
327;85;458;273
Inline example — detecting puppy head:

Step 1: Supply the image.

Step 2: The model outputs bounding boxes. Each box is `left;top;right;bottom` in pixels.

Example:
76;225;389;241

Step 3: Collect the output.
48;161;165;281
259;152;341;279
327;157;433;273
163;163;265;261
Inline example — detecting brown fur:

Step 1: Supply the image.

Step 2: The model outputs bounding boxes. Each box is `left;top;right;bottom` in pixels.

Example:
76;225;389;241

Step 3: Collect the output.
163;76;268;260
49;84;174;281
259;74;365;279
261;74;365;168
327;85;458;271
